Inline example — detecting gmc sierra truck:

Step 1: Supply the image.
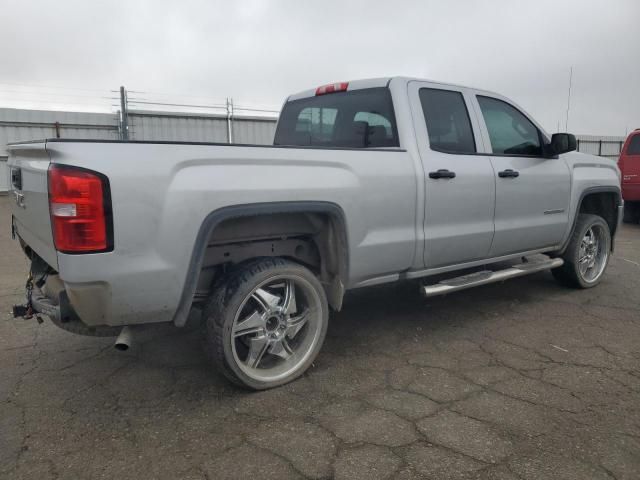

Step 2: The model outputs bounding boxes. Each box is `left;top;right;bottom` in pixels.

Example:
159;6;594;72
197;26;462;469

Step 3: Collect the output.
8;77;623;389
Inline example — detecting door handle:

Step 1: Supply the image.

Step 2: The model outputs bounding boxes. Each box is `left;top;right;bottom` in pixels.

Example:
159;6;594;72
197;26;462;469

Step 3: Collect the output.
498;169;520;178
429;169;456;179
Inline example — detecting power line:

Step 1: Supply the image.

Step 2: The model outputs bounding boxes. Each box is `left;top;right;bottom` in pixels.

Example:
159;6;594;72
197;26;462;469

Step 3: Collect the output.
0;95;111;105
0;83;279;116
126;89;280;112
0;82;281;113
0;88;113;101
234;106;280;113
127;100;227;109
126;89;227;103
0;80;111;95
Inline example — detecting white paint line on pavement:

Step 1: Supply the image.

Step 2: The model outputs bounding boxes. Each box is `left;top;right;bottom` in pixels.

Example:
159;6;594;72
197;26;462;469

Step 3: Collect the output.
621;258;640;267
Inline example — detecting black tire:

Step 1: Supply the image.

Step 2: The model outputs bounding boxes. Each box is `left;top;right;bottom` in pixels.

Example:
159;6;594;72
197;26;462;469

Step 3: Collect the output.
204;257;329;390
622;202;639;224
552;214;611;289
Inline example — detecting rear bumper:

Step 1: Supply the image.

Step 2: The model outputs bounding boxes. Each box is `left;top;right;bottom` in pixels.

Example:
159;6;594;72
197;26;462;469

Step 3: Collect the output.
16;232;175;328
23;277;120;337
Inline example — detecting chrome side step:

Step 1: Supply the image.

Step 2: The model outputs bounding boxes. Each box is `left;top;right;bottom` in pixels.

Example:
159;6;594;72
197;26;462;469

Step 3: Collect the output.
422;256;564;298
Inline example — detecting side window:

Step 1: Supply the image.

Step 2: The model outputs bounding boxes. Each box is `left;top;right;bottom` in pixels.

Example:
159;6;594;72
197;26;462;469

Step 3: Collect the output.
419;88;476;154
627;134;640;155
477;96;542;156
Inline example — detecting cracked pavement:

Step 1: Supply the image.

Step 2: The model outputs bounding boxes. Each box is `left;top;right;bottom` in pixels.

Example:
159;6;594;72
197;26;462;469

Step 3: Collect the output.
1;195;640;480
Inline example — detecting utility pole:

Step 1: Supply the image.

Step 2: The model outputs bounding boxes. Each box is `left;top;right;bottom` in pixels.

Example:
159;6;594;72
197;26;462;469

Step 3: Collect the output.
226;97;234;143
564;67;573;132
120;86;129;140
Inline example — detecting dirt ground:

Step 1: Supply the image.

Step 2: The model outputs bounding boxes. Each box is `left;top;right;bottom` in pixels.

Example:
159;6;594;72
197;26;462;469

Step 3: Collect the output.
1;195;640;480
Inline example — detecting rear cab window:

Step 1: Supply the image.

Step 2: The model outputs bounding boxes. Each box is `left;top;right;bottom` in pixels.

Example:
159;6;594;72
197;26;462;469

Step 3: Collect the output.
274;87;399;148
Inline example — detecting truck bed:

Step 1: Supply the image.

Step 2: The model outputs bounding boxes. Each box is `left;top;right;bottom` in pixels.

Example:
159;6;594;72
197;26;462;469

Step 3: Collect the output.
8;138;417;327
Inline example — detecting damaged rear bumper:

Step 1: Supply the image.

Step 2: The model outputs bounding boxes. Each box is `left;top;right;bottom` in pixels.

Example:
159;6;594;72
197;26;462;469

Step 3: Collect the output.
14;274;120;337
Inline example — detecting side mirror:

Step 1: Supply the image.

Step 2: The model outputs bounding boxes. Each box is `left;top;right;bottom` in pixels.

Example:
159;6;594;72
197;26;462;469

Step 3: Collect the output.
546;133;577;157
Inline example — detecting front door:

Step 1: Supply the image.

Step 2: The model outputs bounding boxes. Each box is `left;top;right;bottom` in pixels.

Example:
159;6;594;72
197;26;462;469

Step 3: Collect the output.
473;95;571;256
409;82;496;268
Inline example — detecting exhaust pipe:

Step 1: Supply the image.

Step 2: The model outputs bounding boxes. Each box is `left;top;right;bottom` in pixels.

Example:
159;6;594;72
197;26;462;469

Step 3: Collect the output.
114;326;134;351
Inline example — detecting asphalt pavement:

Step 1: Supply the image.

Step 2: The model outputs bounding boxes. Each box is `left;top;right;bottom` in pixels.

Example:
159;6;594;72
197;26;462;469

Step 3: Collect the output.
1;195;639;480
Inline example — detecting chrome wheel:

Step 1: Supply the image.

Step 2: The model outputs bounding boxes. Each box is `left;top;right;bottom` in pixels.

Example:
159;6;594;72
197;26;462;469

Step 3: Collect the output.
578;225;609;283
231;274;323;383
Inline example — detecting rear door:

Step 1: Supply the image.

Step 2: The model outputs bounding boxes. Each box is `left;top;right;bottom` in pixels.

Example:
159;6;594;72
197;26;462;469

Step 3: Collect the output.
472;94;571;256
620;132;640;200
408;81;495;268
8;142;58;268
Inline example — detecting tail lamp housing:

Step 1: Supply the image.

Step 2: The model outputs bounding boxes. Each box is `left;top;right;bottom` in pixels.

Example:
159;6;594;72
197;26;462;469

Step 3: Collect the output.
48;164;113;253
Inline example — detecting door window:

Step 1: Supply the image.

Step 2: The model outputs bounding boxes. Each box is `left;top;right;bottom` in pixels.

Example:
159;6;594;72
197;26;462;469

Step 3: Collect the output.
419;88;476;154
477;96;542;156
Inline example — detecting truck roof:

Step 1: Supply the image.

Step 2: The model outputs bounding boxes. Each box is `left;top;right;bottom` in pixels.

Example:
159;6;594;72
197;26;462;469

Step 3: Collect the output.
287;76;494;101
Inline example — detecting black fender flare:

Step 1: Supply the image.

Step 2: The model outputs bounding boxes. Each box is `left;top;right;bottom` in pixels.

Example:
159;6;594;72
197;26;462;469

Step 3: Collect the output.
558;186;622;255
172;201;349;327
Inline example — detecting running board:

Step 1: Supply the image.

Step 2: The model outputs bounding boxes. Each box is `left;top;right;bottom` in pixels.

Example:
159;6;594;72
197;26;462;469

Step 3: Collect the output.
422;257;564;298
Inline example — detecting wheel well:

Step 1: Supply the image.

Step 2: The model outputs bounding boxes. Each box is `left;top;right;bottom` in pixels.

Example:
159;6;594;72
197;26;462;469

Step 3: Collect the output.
578;191;620;237
194;211;348;311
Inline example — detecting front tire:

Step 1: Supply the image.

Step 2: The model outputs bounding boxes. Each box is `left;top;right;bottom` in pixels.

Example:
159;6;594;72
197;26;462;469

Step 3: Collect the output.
204;258;328;390
552;214;611;288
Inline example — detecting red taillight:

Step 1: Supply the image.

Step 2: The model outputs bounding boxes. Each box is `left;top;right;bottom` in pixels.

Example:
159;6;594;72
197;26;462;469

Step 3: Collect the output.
48;165;112;253
315;82;349;96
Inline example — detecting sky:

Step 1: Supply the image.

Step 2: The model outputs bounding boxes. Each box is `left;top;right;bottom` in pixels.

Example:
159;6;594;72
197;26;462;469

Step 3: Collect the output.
0;0;638;136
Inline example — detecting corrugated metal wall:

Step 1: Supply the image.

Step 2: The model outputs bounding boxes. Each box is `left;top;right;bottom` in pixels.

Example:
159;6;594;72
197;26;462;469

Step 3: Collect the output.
0;107;277;156
128;111;276;144
129;111;229;143
0;108;120;156
232;117;278;144
0;107;278;191
0;108;121;193
575;134;626;160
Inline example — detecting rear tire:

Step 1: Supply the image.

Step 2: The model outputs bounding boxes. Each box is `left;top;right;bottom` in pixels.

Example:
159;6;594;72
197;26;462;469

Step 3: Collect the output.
552;214;611;289
204;258;328;390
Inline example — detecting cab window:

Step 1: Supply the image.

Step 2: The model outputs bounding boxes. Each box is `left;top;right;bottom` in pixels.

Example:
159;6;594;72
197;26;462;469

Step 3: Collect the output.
419;88;476;154
477;96;543;156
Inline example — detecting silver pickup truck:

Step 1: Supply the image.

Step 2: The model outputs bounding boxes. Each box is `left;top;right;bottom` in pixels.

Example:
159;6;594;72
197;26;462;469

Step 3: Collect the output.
8;77;623;389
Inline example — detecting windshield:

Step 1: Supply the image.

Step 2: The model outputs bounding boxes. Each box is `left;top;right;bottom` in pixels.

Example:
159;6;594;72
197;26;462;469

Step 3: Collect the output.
627;134;640;155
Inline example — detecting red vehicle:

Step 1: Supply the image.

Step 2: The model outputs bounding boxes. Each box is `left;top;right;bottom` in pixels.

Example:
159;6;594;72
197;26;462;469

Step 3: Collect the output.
619;129;640;223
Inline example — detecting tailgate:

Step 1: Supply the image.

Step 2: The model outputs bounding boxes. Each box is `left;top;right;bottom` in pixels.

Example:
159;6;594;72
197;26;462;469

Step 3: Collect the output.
8;142;58;269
